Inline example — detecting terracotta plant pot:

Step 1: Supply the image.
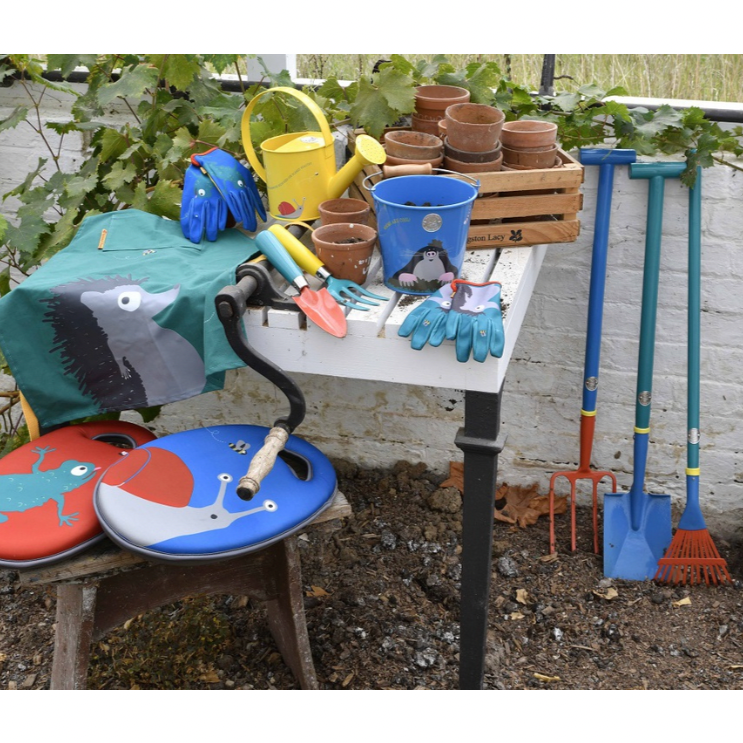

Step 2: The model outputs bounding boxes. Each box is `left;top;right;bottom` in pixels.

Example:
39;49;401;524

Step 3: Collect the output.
384;152;444;168
501;144;558;169
411;114;444;136
414;85;470;121
501;157;562;171
318;198;371;226
310;223;377;284
500;120;558;149
444;151;503;174
438;119;447;138
444;103;505;153
444;137;501;164
384;130;443;161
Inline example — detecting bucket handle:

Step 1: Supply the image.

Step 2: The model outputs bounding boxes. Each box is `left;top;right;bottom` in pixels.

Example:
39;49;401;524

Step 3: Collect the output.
241;87;335;183
362;168;479;192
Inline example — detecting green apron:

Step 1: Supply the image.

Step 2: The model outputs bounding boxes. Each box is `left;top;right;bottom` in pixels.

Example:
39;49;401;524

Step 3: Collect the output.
0;210;261;427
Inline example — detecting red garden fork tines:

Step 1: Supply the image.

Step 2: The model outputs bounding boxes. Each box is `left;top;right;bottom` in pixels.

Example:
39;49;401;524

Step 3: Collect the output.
548;149;635;554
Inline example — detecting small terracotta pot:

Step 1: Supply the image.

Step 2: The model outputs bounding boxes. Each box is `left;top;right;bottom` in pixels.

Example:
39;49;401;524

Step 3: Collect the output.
411;114;444;136
444;103;505;153
501;156;562;171
444;151;503;174
384;152;444;168
384;130;443;160
438;119;447;138
502;144;558;169
311;223;377;284
445;137;501;164
500;120;558;149
414;85;470;121
318;198;371;226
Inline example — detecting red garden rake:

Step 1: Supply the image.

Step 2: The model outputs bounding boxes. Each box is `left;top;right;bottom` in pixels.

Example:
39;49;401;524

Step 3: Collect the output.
548;149;635;554
654;167;731;586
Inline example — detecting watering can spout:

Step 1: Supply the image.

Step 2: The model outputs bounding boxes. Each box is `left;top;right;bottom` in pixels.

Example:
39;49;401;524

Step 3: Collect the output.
328;134;387;200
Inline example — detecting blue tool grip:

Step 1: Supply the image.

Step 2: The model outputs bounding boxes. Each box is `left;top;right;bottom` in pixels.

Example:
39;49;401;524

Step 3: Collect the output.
579;149;636;412
629;161;687;180
255;230;305;288
579;148;637;166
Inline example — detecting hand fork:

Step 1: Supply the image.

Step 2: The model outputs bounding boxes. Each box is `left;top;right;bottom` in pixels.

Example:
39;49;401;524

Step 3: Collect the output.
268;224;388;311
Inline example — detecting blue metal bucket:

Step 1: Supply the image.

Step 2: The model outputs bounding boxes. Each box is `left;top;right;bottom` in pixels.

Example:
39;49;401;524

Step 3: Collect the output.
364;171;479;295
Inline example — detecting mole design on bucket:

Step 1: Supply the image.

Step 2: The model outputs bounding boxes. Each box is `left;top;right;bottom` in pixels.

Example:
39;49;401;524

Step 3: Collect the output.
390;240;459;293
0;446;95;527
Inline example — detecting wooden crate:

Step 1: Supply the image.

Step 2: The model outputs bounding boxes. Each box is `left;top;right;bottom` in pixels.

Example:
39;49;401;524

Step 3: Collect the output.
348;129;584;249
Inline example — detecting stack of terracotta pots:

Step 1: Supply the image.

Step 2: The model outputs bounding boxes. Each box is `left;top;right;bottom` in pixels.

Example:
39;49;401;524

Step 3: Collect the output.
441;103;505;174
383;129;444;169
500;120;560;170
412;85;470;136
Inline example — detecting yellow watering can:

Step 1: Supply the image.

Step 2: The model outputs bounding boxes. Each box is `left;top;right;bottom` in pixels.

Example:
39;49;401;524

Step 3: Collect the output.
241;87;386;222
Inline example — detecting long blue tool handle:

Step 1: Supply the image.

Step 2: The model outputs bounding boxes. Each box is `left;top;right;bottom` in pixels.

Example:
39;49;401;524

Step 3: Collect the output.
688;168;702;471
579;149;636;414
628;161;685;530
683;167;705;530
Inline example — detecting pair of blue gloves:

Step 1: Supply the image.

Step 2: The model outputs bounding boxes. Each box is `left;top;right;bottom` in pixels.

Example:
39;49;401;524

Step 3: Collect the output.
181;148;266;243
398;280;504;363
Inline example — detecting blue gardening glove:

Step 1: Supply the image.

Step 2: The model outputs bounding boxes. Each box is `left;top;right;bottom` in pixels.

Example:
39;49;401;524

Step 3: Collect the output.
181;163;228;243
398;284;454;350
191;148;266;232
445;280;504;363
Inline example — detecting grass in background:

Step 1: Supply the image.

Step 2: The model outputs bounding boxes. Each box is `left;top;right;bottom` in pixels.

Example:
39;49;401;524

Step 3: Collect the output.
296;54;743;102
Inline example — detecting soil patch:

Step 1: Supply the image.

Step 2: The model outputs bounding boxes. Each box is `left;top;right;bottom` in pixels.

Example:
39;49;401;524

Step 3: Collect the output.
1;460;742;690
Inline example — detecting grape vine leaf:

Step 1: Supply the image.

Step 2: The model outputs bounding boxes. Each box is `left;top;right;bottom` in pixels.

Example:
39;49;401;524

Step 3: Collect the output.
46;55;99;77
149;55;201;92
97;64;159;107
0;106;28;133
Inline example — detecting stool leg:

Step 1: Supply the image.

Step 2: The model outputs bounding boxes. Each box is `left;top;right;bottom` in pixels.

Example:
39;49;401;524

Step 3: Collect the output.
51;583;98;690
264;537;319;690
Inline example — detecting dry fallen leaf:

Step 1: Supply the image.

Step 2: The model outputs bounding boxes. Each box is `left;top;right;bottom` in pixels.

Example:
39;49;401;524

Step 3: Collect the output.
510;611;525;620
515;588;530;605
441;464;563;529
539;553;559;563
593;587;619;601
198;670;221;684
673;596;692;607
494;482;567;528
306;585;330;598
534;673;561;683
342;672;355;688
441;461;464;491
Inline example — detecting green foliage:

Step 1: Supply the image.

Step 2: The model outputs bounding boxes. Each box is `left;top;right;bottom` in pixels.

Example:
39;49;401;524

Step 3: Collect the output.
1;53;741;432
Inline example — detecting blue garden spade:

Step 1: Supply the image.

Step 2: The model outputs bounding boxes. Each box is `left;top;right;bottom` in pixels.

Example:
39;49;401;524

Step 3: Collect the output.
603;162;684;580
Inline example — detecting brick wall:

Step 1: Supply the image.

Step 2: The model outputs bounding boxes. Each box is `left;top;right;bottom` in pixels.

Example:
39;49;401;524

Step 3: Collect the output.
2;82;742;537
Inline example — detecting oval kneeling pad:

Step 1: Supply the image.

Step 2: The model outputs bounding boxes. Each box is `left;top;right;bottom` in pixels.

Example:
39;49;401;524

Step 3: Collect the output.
94;424;337;563
0;421;157;568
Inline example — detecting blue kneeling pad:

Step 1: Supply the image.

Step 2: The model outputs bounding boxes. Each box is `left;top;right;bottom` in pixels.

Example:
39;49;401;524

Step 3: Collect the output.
94;425;337;563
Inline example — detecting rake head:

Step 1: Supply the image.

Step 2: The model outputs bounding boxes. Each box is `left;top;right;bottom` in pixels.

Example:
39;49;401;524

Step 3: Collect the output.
654;528;732;586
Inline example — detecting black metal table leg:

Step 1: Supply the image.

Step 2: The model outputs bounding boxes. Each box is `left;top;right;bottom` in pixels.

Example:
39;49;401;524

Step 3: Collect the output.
455;385;506;689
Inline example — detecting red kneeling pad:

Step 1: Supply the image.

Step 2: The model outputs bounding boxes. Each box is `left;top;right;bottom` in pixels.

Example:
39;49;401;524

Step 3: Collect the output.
0;421;156;568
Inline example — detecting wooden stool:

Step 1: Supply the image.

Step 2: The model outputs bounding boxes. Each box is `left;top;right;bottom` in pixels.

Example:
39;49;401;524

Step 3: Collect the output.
19;491;351;690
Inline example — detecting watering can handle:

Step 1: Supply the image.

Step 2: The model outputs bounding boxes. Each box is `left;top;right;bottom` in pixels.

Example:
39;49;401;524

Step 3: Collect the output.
362;167;479;191
241;87;335;183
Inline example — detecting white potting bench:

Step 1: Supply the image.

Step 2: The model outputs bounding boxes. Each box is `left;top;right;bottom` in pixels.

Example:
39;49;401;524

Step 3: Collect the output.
240;236;547;689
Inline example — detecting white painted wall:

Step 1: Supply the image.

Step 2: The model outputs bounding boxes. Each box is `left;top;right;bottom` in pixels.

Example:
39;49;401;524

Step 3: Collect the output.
2;80;742;538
